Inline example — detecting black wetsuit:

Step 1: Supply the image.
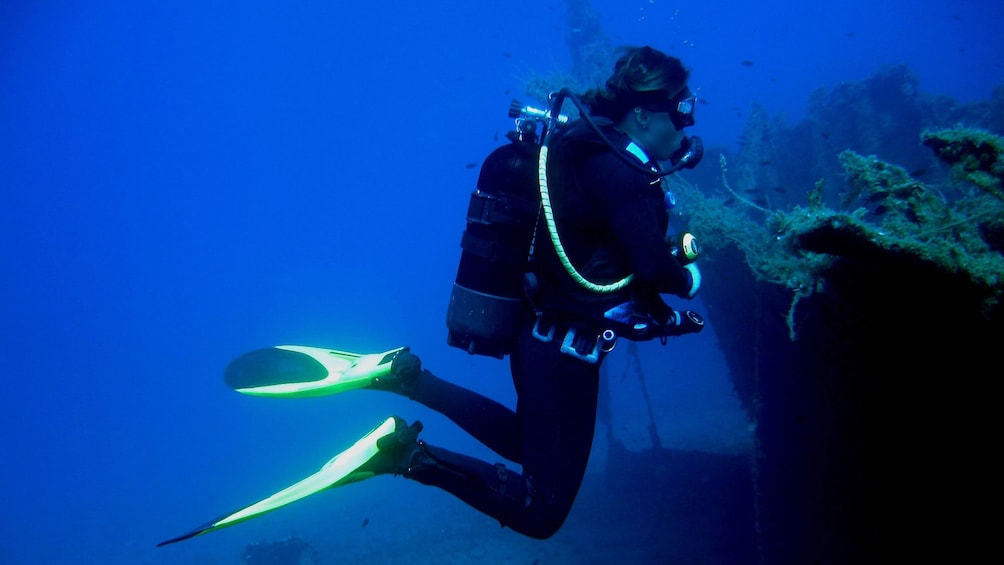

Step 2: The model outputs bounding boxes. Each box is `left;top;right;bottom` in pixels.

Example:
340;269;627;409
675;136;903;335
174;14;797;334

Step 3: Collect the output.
400;120;696;539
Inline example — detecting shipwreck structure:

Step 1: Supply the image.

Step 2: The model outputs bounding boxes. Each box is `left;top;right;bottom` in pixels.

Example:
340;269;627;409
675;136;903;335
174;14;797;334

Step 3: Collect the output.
558;1;1004;563
679;123;1003;564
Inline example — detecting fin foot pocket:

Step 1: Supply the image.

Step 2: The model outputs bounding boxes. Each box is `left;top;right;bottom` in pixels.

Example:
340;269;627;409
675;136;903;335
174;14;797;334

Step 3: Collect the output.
368;349;422;397
356;418;426;476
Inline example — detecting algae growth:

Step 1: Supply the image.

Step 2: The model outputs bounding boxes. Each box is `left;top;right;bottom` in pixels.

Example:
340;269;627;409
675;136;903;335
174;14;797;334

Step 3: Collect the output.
670;127;1004;330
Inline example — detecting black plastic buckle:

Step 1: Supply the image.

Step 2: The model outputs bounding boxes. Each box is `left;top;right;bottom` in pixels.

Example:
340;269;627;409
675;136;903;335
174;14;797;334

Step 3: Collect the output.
531;315;557;343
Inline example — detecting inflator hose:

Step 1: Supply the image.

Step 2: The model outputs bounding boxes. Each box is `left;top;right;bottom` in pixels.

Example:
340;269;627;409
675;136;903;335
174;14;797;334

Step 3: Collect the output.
536;144;632;293
535;88;701;295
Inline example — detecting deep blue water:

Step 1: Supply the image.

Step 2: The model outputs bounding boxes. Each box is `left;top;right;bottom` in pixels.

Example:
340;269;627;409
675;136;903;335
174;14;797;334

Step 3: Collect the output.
2;1;1001;563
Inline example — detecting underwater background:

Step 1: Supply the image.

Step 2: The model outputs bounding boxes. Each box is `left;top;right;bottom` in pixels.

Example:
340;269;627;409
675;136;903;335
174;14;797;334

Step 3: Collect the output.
2;1;1002;564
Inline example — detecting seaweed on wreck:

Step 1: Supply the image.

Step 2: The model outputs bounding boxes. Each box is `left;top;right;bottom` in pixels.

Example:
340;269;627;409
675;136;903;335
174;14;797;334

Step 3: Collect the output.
672;127;1004;337
922;126;1004;200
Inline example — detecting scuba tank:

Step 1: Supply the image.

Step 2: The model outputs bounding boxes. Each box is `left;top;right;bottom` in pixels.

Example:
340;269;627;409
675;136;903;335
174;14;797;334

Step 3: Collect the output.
445;107;550;358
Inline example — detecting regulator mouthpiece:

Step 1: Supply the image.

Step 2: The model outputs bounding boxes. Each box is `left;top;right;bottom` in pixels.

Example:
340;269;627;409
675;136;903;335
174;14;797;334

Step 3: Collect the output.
666;136;704;174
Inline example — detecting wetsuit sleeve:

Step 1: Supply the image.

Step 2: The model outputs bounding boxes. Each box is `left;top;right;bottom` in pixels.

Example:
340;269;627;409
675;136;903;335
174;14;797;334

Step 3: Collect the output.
583;152;694;300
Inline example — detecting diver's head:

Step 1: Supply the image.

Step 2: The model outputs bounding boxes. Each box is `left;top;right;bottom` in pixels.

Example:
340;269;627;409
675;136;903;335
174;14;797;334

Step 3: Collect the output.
582;46;696;162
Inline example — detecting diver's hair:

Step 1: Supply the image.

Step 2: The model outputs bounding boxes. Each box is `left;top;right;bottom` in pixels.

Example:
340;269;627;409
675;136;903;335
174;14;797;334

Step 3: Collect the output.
581;46;690;121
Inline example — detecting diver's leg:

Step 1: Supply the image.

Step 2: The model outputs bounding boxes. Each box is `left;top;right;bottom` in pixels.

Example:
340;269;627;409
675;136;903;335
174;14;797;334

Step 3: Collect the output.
397;325;599;540
506;323;600;537
353;417;534;532
370;352;521;463
403;442;535;530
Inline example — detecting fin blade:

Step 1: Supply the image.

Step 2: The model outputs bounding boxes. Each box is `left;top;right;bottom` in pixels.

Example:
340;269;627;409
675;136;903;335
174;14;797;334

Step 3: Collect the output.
224;346;406;398
157;416;400;546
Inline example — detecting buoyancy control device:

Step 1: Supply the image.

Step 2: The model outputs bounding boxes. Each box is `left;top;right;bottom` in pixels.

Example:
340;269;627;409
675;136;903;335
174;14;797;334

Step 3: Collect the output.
446;90;705;359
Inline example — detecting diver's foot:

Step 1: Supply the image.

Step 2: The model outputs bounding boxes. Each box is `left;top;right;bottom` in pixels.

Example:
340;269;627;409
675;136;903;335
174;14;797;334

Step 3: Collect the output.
368;349;422;397
358;417;429;476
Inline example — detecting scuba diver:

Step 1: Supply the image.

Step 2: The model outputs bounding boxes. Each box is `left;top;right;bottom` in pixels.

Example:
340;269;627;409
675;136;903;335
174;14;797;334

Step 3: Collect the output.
159;45;705;546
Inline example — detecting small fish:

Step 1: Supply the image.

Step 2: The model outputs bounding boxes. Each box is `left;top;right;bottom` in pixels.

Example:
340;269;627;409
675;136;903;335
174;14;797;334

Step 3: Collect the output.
740;60;754;67
362;517;369;528
465;162;478;169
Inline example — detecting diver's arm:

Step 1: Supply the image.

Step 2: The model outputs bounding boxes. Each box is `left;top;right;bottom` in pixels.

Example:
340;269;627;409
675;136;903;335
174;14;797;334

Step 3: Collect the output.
586;154;695;299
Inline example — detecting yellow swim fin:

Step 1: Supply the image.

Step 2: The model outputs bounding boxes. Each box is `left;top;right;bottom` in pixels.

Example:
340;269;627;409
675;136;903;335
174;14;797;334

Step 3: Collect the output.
157;416;405;546
224;345;407;398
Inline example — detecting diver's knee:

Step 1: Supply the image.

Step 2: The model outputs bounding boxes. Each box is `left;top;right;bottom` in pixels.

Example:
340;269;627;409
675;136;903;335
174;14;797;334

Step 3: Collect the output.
508;485;571;540
513;505;567;539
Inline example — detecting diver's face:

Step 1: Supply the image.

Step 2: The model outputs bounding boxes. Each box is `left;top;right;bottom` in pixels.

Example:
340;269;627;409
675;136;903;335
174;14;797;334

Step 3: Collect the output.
640;87;695;162
639;110;683;162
